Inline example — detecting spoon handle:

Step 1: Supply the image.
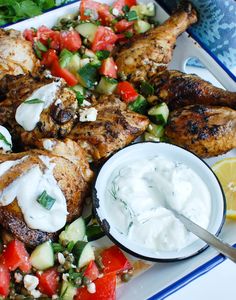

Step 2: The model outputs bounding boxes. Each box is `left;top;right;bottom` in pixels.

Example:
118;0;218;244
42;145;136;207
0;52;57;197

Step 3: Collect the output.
174;211;236;263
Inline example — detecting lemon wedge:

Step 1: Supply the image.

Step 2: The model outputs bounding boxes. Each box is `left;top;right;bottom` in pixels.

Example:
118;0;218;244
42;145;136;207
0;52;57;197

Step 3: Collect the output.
212;158;236;220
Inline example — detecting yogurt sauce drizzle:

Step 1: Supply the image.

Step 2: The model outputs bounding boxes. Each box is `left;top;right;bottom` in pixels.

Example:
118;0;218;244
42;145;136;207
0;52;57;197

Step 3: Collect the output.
0;155;68;232
107;156;211;252
15;80;61;131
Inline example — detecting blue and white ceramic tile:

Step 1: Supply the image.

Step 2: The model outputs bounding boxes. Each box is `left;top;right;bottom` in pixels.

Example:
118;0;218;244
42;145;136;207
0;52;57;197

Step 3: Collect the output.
157;0;236;72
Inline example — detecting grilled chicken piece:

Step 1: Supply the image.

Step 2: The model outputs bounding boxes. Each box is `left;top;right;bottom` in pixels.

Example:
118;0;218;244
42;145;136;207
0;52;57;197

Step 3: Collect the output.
0;29;39;79
68;95;149;162
0;139;93;247
148;70;236;110
0;73;78;147
165;105;236;158
115;2;197;83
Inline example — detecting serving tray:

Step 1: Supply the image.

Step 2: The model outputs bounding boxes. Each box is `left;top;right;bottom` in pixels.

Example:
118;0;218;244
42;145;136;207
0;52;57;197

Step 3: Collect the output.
6;1;236;299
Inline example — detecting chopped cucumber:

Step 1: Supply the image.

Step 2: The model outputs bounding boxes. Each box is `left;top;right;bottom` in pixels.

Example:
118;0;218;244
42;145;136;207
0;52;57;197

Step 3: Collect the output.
134;20;151;33
144;132;160;142
148;103;169;124
73;84;85;95
147;123;164;138
73;241;95;268
59;49;73;68
96;76;118;95
59;217;86;244
140;81;154;97
84;49;97;59
30;241;54;270
60;281;77;300
128;95;148;114
139;3;155;17
86;224;104;241
77;63;98;88
75;22;98;42
67;53;81;74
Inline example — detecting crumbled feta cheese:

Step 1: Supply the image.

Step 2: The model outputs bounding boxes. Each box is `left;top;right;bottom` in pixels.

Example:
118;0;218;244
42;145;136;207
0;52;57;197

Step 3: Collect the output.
30;289;41;298
52;295;59;299
62;273;69;281
79;107;97;122
112;8;120;16
81;100;91;107
54;98;62;106
58;252;66;265
14;272;23;283
24;275;39;291
43;139;55;151
97;273;104;278
87;282;96;294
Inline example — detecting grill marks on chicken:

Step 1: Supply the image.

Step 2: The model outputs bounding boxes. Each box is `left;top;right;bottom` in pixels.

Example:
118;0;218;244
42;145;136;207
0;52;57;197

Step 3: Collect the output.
165;105;236;158
0;73;78;146
149;70;236;110
68;96;149;162
0;139;93;247
0;29;39;79
115;3;197;83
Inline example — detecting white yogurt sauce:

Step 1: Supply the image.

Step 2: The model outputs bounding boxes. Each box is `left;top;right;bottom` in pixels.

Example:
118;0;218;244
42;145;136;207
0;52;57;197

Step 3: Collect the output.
0;125;12;152
106;156;211;252
15;81;61;131
0;155;68;232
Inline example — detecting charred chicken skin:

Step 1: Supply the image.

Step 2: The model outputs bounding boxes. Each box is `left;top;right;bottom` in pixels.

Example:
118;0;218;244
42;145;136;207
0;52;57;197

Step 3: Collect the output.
0;139;93;247
115;2;197;83
165;105;236;158
68;95;149;162
149;70;236;110
0;29;39;79
0;73;78;147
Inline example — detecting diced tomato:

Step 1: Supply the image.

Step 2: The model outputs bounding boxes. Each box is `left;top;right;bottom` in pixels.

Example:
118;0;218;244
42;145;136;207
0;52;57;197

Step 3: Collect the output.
83;260;99;282
99;57;117;78
51;60;78;86
79;0;114;25
23;28;36;43
116;81;139;103
91;26;118;52
37;268;59;297
2;240;31;273
97;4;114;25
35;26;60;50
0;264;10;298
79;0;100;21
112;0;137;15
114;20;134;32
60;30;82;52
75;272;116;300
41;49;58;67
100;245;132;274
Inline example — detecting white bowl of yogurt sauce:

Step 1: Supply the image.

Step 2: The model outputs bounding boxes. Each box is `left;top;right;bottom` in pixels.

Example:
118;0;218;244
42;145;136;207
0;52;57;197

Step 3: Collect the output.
93;142;226;261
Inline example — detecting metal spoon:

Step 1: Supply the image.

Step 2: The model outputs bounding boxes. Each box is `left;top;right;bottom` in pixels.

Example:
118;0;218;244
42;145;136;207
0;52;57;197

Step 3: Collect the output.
170;208;236;263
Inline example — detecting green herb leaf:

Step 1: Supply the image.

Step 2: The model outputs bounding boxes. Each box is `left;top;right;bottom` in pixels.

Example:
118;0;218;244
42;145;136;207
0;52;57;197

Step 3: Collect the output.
126;10;138;21
67;241;75;252
52;243;64;253
0;132;12;148
35;40;48;52
124;31;133;38
96;50;110;60
86;224;104;241
140;81;154;97
76;92;84;105
37;190;56;210
24;98;44;104
122;5;129;13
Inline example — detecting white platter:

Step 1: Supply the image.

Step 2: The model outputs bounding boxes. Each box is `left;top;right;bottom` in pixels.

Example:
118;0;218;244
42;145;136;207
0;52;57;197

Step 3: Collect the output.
6;1;236;299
